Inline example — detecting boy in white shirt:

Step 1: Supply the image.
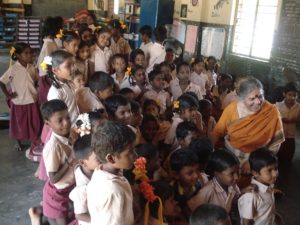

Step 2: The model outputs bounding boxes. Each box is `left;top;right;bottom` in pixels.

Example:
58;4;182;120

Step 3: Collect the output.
87;121;137;225
139;25;153;67
238;148;282;225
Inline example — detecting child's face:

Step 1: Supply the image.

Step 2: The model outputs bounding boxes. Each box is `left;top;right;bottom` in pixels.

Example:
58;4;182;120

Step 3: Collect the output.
53;58;74;81
179;131;199;148
194;62;205;74
178;164;199;187
207;59;216;71
181;107;197;121
253;163;278;186
45;110;71;137
114;144;137;170
134;54;145;67
163;195;181;217
221;78;233;90
160;65;172;84
150;74;164;90
97;85;114;101
113;58;126;74
141;120;159;142
81;30;92;43
64;39;80;56
134;69;146;85
96;32;111;48
131;108;143;127
165;51;174;63
177;65;190;81
17;47;33;64
114;104;132;125
72;74;85;90
284;91;298;105
144;104;160;118
140;33;148;43
78;45;90;61
83;151;100;171
215;165;240;188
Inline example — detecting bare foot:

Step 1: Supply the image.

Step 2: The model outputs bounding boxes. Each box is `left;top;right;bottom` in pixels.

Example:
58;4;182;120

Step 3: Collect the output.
28;207;42;225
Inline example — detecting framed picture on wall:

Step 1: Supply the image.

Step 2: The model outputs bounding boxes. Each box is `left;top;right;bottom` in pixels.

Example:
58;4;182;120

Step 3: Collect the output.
180;4;188;18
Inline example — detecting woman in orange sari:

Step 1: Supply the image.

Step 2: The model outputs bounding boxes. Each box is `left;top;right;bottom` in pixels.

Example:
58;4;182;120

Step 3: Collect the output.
211;77;284;176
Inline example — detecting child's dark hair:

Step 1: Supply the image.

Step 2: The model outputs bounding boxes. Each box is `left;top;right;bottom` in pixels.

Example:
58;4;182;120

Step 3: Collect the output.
249;148;278;173
41;99;68;121
129;49;145;64
157;61;172;71
61;30;80;43
89;71;114;93
94;25;111;36
189;138;213;165
173;94;199;114
191;57;204;67
205;56;217;71
128;64;144;86
135;144;158;160
206;149;240;178
170;148;199;173
54;16;63;29
185;91;199;102
111;53;127;67
176;121;197;140
105;94;130;117
139;25;152;38
284;82;298;94
143;99;160;114
190;204;228;225
119;87;135;96
11;42;31;61
153;25;167;42
73;134;92;160
108;19;125;32
42;17;60;37
91;121;136;162
219;73;232;82
176;61;190;74
78;24;92;38
198;99;212;114
130;100;141;113
148;69;161;82
47;50;74;89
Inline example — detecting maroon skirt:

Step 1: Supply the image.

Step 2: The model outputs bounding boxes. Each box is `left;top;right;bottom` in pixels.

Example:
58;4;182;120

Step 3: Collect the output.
43;180;75;219
38;75;51;105
9;102;42;143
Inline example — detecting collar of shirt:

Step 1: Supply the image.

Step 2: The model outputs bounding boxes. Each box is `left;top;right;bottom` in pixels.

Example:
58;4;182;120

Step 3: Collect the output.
52;132;71;147
16;61;31;70
213;177;237;194
251;178;274;193
177;182;196;196
97;165;124;180
74;165;90;186
43;38;55;43
154;42;165;49
95;44;109;53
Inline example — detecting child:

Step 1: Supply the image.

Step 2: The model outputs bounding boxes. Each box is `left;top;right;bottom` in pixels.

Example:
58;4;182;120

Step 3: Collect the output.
87;121;137;225
188;149;240;217
276;82;300;164
190;204;231;225
76;71;114;113
140;114;160;146
130;100;143;145
89;26;112;74
105;94;132;125
176;121;199;149
61;31;81;56
111;54;127;88
170;149;201;220
78;24;93;44
204;56;218;88
46;50;79;125
157;61;174;88
139;25;153;67
41;99;77;225
211;73;233;105
129;48;146;68
190;58;209;98
71;70;85;91
108;19;131;56
119;87;135;100
164;94;202;151
75;41;91;85
147;25;167;74
170;62;203;100
0;43;42;153
238;148;281;225
143;69;172;115
198;99;216;138
69;134;100;225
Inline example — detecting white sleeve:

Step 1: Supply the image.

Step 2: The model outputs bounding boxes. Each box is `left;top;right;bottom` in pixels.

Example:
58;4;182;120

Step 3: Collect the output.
238;193;256;220
69;186;88;214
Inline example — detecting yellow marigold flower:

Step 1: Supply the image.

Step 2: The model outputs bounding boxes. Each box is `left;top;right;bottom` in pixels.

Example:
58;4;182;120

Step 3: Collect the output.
173;100;180;109
56;29;64;39
10;47;16;56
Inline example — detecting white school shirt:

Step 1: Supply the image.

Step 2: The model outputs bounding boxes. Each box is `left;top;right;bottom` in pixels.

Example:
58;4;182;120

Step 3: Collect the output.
143;85;170;114
69;165;91;225
43;132;75;189
0;61;38;105
90;44;111;73
190;71;208;97
146;42;166;74
75;87;105;114
87;166;134;225
119;77;142;96
276;101;300;138
238;178;275;225
140;41;153;61
111;72;127;87
169;78;203;100
205;70;217;88
47;80;79;125
164;116;183;150
37;38;58;76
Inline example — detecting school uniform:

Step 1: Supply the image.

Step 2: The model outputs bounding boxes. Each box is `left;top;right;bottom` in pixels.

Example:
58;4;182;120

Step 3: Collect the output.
164;115;183;148
143;85;171;114
75;87;105;114
75;59;90;84
190;71;208;97
111;72;127;87
90;44;112;73
119;76;142;97
110;36;131;56
147;42;166;74
169;78;203;100
140;41;153;61
204;70;217;89
37;38;58;76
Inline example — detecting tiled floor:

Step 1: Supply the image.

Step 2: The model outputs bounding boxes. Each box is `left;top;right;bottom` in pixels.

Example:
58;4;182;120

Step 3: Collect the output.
0;52;299;225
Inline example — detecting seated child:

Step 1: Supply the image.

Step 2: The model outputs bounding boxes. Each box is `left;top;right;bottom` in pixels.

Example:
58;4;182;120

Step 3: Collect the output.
119;87;135;100
238;148;282;225
176;121;199;149
198;99;216;138
76;71;114;113
190;58;208;98
276;82;300;164
87;121;137;225
190;204;231;225
140;114;160;146
41;99;77;225
111;54;127;88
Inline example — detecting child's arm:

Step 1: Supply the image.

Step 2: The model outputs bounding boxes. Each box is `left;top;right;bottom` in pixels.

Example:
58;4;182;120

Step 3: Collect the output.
0;81;17;99
75;213;90;223
48;159;76;184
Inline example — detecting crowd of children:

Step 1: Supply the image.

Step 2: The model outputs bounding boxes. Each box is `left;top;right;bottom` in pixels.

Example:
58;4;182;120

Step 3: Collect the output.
0;14;299;225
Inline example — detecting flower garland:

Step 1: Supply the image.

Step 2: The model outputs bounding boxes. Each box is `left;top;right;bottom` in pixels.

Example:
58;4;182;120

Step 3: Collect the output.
133;157;163;225
75;113;91;137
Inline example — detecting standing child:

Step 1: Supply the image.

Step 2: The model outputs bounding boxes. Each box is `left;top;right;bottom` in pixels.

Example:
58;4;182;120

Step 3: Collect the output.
139;25;153;67
204;56;218;89
78;24;93;44
190;58;209;98
238;148;282;225
0;43;42;152
198;99;216;138
87;121;137;225
75;41;91;85
41;100;77;225
89;26;112;74
61;31;81;56
276;82;300;164
170;62;203;101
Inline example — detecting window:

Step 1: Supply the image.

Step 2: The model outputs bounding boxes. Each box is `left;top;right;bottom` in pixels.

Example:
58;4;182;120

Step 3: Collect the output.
232;0;280;60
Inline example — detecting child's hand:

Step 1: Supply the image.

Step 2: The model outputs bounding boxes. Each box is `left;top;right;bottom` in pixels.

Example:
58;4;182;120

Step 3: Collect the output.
68;129;79;145
8;92;17;99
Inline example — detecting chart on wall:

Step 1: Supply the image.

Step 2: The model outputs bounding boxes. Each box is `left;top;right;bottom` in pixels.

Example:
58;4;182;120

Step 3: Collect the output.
170;19;187;44
200;27;225;60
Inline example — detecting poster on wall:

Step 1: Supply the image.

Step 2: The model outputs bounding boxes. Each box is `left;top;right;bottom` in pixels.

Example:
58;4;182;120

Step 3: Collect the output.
212;0;230;17
180;4;188;18
200;27;225;60
184;25;198;54
170;19;187;44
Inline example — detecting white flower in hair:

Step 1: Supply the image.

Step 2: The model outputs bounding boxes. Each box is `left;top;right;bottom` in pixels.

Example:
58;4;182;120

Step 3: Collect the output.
44;56;52;65
76;113;91;137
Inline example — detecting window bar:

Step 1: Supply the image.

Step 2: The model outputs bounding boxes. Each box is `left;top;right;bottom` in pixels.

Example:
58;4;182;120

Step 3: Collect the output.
249;0;260;57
